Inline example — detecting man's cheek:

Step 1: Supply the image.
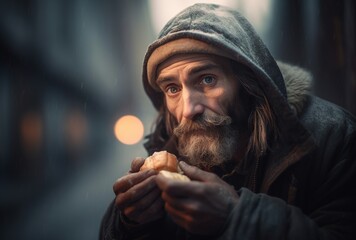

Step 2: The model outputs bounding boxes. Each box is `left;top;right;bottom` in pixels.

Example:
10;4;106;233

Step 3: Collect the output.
166;100;181;121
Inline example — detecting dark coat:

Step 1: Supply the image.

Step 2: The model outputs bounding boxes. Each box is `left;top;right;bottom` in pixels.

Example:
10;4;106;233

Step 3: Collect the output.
100;3;356;240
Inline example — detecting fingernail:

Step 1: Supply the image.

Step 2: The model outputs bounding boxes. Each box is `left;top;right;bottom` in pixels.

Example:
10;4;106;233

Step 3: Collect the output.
179;161;187;167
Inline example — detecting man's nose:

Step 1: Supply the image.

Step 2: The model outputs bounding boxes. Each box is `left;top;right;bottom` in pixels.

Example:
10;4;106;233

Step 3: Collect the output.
182;88;204;120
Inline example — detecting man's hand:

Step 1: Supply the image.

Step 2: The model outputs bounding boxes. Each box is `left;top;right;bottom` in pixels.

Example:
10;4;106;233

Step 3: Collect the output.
156;161;239;236
113;157;165;224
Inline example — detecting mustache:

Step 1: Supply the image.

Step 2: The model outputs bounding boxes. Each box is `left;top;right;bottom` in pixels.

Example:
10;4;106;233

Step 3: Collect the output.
173;112;232;137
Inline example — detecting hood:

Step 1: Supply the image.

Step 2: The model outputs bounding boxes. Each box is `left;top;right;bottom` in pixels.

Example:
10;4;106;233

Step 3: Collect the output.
142;4;315;175
143;3;287;110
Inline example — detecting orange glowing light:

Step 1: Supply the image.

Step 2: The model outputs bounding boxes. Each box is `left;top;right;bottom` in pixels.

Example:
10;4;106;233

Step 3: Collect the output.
20;112;43;152
114;115;144;145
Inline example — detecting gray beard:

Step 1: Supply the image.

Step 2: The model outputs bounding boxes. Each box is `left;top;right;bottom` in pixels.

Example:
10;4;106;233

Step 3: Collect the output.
175;124;238;170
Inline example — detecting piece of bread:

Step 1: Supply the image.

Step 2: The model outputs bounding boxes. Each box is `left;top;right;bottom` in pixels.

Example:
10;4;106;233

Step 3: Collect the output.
140;151;178;172
140;151;190;181
159;170;190;182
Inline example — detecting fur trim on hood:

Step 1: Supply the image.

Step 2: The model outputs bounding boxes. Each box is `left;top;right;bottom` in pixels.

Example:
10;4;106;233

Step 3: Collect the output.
277;62;313;116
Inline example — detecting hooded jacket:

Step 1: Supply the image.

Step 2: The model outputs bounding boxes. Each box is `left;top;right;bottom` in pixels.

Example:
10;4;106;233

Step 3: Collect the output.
100;3;356;240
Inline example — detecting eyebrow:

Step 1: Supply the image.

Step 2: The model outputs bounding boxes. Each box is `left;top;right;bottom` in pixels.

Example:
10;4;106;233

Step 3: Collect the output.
156;76;173;87
188;63;220;75
156;63;220;86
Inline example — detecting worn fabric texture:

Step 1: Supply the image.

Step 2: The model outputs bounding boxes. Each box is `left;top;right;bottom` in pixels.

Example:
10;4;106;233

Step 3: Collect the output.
100;3;356;240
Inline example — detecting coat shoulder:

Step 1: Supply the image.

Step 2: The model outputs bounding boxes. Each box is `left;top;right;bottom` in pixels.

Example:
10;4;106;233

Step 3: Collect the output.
299;96;356;146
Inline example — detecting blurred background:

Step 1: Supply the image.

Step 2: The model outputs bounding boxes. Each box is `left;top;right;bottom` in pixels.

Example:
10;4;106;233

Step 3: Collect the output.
0;0;354;239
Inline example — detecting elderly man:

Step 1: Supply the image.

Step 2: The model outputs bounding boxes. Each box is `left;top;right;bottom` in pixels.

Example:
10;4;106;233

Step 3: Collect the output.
100;3;356;240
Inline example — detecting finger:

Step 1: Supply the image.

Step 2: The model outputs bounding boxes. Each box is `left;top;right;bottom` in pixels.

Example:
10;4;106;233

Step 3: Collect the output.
130;157;146;172
113;169;156;194
179;161;219;182
123;187;162;220
157;174;206;198
136;196;166;224
156;174;189;193
162;192;197;212
115;175;157;208
164;197;224;236
165;202;193;231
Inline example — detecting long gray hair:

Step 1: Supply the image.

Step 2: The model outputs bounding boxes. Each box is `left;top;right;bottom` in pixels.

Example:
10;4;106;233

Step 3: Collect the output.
233;62;279;159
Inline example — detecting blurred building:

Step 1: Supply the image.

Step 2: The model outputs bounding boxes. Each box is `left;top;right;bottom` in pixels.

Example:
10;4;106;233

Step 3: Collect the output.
0;1;354;240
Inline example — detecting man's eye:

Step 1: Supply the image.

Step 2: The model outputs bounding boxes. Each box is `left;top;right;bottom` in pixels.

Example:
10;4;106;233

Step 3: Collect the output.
201;76;215;85
166;86;180;95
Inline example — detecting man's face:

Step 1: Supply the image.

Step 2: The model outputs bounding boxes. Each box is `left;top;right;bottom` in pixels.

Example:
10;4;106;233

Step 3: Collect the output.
156;53;241;170
156;54;239;123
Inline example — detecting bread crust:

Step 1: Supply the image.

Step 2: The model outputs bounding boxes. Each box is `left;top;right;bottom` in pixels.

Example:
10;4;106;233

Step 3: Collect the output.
140;151;178;172
159;170;190;182
140;151;190;181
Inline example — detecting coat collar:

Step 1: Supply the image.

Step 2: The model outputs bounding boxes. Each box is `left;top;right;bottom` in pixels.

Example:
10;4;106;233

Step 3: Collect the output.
260;62;316;192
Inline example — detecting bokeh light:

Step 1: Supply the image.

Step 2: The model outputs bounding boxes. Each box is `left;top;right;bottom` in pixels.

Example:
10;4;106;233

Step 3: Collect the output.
114;115;144;145
20;112;43;154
